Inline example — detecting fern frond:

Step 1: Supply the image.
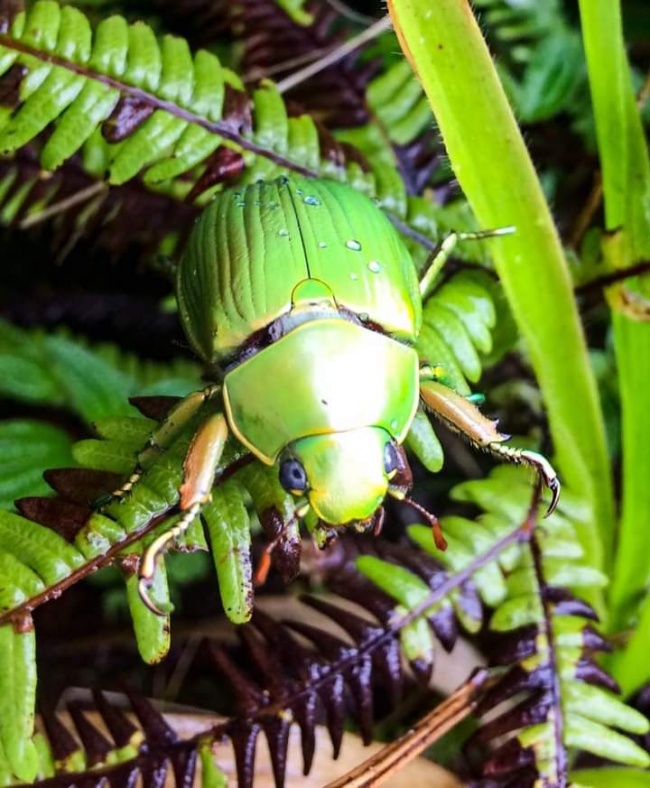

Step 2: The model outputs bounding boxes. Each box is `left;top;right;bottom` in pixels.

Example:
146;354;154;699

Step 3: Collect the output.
234;1;444;194
0;320;200;424
32;690;228;787
0;627;38;783
404;269;499;473
0;419;72;507
356;467;650;784
475;0;587;125
14;549;470;788
0;146;197;258
0;0;463;266
233;0;371;129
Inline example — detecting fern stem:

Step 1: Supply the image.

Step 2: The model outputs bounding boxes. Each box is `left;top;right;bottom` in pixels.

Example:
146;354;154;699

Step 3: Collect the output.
0;32;314;176
386;0;614;576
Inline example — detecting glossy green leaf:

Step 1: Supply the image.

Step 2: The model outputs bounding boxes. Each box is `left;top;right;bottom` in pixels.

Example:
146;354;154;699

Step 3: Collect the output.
202;479;253;624
387;0;614;580
571;768;650;788
565;716;649;768
199;739;228;788
0;625;38;782
125;567;170;664
404;409;444;473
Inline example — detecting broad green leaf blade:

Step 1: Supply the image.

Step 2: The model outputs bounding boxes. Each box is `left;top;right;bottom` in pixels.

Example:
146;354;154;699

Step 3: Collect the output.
578;1;650;640
387;0;614;580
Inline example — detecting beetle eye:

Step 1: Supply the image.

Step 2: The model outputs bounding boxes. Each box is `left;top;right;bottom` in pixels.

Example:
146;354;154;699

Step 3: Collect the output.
384;442;399;477
279;458;308;494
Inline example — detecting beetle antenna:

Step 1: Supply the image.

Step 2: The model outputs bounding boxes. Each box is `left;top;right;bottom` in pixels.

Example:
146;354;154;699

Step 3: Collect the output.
402;496;448;551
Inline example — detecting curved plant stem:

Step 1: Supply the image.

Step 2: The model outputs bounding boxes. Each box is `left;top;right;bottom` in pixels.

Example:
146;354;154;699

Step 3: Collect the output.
578;1;650;672
386;0;614;581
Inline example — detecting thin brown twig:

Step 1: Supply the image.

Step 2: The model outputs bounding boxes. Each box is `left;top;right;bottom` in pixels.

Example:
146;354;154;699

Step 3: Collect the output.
323;669;490;787
18;181;108;229
574;259;650;295
567;70;649;249
323;0;378;25
276;15;391;94
243;46;340;83
567;172;602;249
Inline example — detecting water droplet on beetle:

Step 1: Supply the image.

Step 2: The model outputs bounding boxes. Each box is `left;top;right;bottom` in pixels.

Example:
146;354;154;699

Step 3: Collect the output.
390;419;399;431
318;241;328;249
350;273;358;281
303;195;320;206
296;188;303;195
368;260;381;273
277;228;289;237
346;240;362;251
236;201;245;207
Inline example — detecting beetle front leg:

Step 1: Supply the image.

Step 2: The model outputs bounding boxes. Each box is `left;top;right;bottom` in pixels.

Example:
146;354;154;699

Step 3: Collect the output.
419;378;560;516
99;384;222;507
138;411;229;614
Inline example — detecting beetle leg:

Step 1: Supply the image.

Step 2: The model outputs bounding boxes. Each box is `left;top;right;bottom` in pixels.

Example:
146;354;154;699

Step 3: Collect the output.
138;411;229;614
97;384;221;508
419;379;560;517
419;227;515;301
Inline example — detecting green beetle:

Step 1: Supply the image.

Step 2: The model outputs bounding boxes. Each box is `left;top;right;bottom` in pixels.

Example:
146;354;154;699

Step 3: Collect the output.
112;175;559;612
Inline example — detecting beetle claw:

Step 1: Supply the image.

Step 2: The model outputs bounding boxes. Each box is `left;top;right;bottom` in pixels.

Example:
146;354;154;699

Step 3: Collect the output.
137;576;168;616
518;450;561;517
545;476;561;518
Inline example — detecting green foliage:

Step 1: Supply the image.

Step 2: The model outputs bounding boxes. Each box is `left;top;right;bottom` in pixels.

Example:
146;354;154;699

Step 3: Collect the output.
0;0;648;785
0;320;201;519
0;420;72;507
0;320;200;423
474;0;590;129
0;0;504;272
358;466;649;780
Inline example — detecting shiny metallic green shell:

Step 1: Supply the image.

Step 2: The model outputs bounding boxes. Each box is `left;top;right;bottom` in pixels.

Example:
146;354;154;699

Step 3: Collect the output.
223;318;419;462
177;176;422;361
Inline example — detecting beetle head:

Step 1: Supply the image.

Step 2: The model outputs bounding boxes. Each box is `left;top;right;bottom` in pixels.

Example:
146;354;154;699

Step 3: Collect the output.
280;427;394;525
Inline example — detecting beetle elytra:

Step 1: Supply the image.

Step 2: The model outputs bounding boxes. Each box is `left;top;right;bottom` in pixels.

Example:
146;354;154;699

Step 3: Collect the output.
107;175;560;613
